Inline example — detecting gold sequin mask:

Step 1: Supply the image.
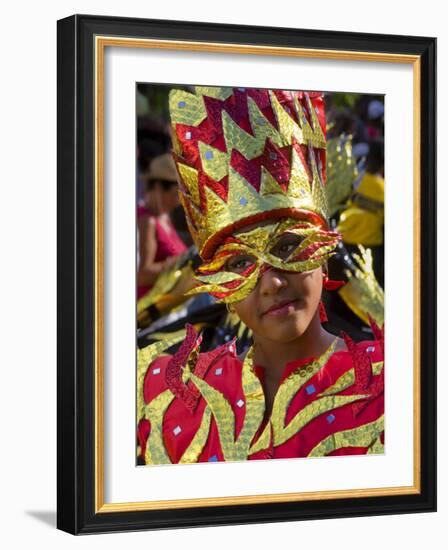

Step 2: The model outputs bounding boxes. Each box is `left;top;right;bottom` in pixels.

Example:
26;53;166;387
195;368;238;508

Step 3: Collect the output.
187;218;341;304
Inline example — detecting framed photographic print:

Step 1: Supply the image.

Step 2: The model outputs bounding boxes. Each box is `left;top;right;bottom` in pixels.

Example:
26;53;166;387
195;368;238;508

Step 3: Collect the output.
57;14;436;534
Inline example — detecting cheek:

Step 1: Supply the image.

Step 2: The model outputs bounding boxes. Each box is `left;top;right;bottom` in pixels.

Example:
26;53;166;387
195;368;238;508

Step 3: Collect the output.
231;295;257;327
289;271;323;300
305;277;323;309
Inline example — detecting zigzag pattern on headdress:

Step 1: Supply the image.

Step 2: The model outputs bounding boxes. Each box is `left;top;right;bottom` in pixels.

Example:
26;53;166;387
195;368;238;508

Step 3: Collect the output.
169;86;328;259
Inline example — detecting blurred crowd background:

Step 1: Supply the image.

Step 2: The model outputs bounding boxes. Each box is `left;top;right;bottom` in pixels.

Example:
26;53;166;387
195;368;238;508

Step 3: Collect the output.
136;84;384;352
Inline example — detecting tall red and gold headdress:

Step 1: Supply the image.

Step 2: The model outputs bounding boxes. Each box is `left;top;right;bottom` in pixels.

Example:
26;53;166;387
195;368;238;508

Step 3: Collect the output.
169;86;341;303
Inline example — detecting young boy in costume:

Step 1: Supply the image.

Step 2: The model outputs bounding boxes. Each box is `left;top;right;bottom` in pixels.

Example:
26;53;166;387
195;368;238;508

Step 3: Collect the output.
137;86;384;465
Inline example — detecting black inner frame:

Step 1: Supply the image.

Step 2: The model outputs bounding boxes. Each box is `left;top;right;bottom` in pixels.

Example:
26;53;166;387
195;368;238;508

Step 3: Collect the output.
57;14;436;534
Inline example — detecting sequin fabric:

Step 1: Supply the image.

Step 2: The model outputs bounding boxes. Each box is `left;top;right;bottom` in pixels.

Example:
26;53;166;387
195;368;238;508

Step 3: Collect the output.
190;346;265;461
308;416;384;457
169;86;330;260
138;322;385;464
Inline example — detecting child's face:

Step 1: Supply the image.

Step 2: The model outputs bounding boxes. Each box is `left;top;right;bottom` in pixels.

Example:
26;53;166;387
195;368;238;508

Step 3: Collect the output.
232;266;324;344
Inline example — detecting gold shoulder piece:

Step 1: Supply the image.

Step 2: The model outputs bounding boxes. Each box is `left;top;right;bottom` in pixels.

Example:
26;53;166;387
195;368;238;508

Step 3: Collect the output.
341;245;384;327
137;332;186;422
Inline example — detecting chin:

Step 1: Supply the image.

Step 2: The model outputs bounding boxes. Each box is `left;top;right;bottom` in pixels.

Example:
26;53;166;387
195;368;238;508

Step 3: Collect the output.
262;321;307;344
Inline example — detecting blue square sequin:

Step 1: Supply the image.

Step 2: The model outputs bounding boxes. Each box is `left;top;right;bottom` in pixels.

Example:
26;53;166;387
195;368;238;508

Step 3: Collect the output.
326;413;336;424
178;101;186;108
208;455;218;462
306;384;316;395
205;150;214;160
239;197;248;206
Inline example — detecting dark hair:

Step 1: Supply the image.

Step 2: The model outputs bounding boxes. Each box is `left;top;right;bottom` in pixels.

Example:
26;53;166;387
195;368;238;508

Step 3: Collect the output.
137;115;172;172
138;139;166;172
145;179;177;192
366;139;384;174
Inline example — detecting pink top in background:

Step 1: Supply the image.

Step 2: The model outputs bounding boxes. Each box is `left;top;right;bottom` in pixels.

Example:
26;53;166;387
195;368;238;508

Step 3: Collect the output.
137;206;188;299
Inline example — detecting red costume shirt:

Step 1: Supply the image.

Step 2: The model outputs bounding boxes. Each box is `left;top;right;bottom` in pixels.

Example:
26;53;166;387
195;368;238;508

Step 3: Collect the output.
137;325;384;465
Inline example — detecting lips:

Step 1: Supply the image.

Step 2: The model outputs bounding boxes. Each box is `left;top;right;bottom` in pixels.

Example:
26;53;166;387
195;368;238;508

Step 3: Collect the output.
262;298;299;316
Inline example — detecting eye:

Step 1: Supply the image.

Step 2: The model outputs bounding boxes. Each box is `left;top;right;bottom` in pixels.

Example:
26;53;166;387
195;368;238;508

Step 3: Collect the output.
270;234;303;260
225;254;256;274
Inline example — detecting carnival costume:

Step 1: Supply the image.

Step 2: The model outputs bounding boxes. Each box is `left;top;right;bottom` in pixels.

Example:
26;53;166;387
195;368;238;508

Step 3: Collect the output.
137;86;384;465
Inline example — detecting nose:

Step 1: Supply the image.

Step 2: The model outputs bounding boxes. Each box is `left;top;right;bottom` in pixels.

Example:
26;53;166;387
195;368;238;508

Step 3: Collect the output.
258;266;288;296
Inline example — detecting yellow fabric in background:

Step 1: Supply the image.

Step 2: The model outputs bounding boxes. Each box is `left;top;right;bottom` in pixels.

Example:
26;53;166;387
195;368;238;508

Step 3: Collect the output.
357;172;385;203
337;173;384;246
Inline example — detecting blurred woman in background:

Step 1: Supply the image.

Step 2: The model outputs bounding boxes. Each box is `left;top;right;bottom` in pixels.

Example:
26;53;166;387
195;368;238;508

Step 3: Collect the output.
137;153;187;299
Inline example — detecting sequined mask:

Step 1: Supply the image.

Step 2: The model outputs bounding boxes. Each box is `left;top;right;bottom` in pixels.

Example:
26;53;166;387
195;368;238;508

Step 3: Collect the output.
187;218;341;304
